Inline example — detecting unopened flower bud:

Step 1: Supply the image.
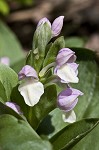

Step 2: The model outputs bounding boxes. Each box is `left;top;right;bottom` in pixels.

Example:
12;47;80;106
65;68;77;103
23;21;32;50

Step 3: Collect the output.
37;17;51;28
51;16;64;37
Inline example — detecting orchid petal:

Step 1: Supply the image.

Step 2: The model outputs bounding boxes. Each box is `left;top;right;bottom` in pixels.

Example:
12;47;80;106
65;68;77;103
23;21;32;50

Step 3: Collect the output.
56;48;76;66
67;63;79;76
18;78;44;106
57;88;83;112
6;102;22;114
18;65;38;80
58;97;78;112
55;63;79;83
62;110;76;123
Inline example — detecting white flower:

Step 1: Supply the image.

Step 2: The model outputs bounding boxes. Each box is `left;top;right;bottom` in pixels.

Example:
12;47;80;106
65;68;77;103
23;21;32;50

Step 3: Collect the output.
57;88;83;123
55;63;79;83
54;48;79;83
18;65;44;106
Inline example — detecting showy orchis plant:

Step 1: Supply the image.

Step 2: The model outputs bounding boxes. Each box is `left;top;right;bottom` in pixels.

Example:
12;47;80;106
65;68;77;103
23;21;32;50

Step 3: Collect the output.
0;16;83;124
1;13;99;150
1;16;99;150
17;16;83;123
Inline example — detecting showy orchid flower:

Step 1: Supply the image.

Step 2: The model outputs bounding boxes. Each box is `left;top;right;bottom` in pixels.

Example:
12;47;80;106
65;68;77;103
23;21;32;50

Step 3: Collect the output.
57;88;83;123
0;57;10;66
6;102;22;114
54;48;79;83
37;16;64;37
18;65;44;106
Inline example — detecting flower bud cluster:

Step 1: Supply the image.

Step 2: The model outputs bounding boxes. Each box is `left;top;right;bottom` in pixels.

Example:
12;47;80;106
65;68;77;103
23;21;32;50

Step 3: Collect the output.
37;16;64;37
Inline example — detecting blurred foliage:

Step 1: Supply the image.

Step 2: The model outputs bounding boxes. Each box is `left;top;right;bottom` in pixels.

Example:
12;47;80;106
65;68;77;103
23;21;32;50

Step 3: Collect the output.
65;36;85;48
0;0;9;15
0;20;25;65
17;0;33;5
0;0;33;15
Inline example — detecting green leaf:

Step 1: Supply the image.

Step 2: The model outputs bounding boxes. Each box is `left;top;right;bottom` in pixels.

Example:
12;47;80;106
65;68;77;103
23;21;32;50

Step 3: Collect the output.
26;50;35;67
28;85;57;129
0;114;52;150
43;36;65;67
32;23;52;72
65;36;84;47
45;42;53;56
0;20;25;65
0;64;18;100
71;48;98;120
0;80;7;102
38;48;99;149
68;48;99;149
50;118;99;150
33;23;52;51
72;125;99;150
0;0;9;15
37;108;67;138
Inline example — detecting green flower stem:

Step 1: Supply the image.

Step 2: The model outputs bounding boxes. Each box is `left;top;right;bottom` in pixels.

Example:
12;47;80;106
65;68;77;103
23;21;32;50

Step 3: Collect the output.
39;62;55;77
28;107;33;127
